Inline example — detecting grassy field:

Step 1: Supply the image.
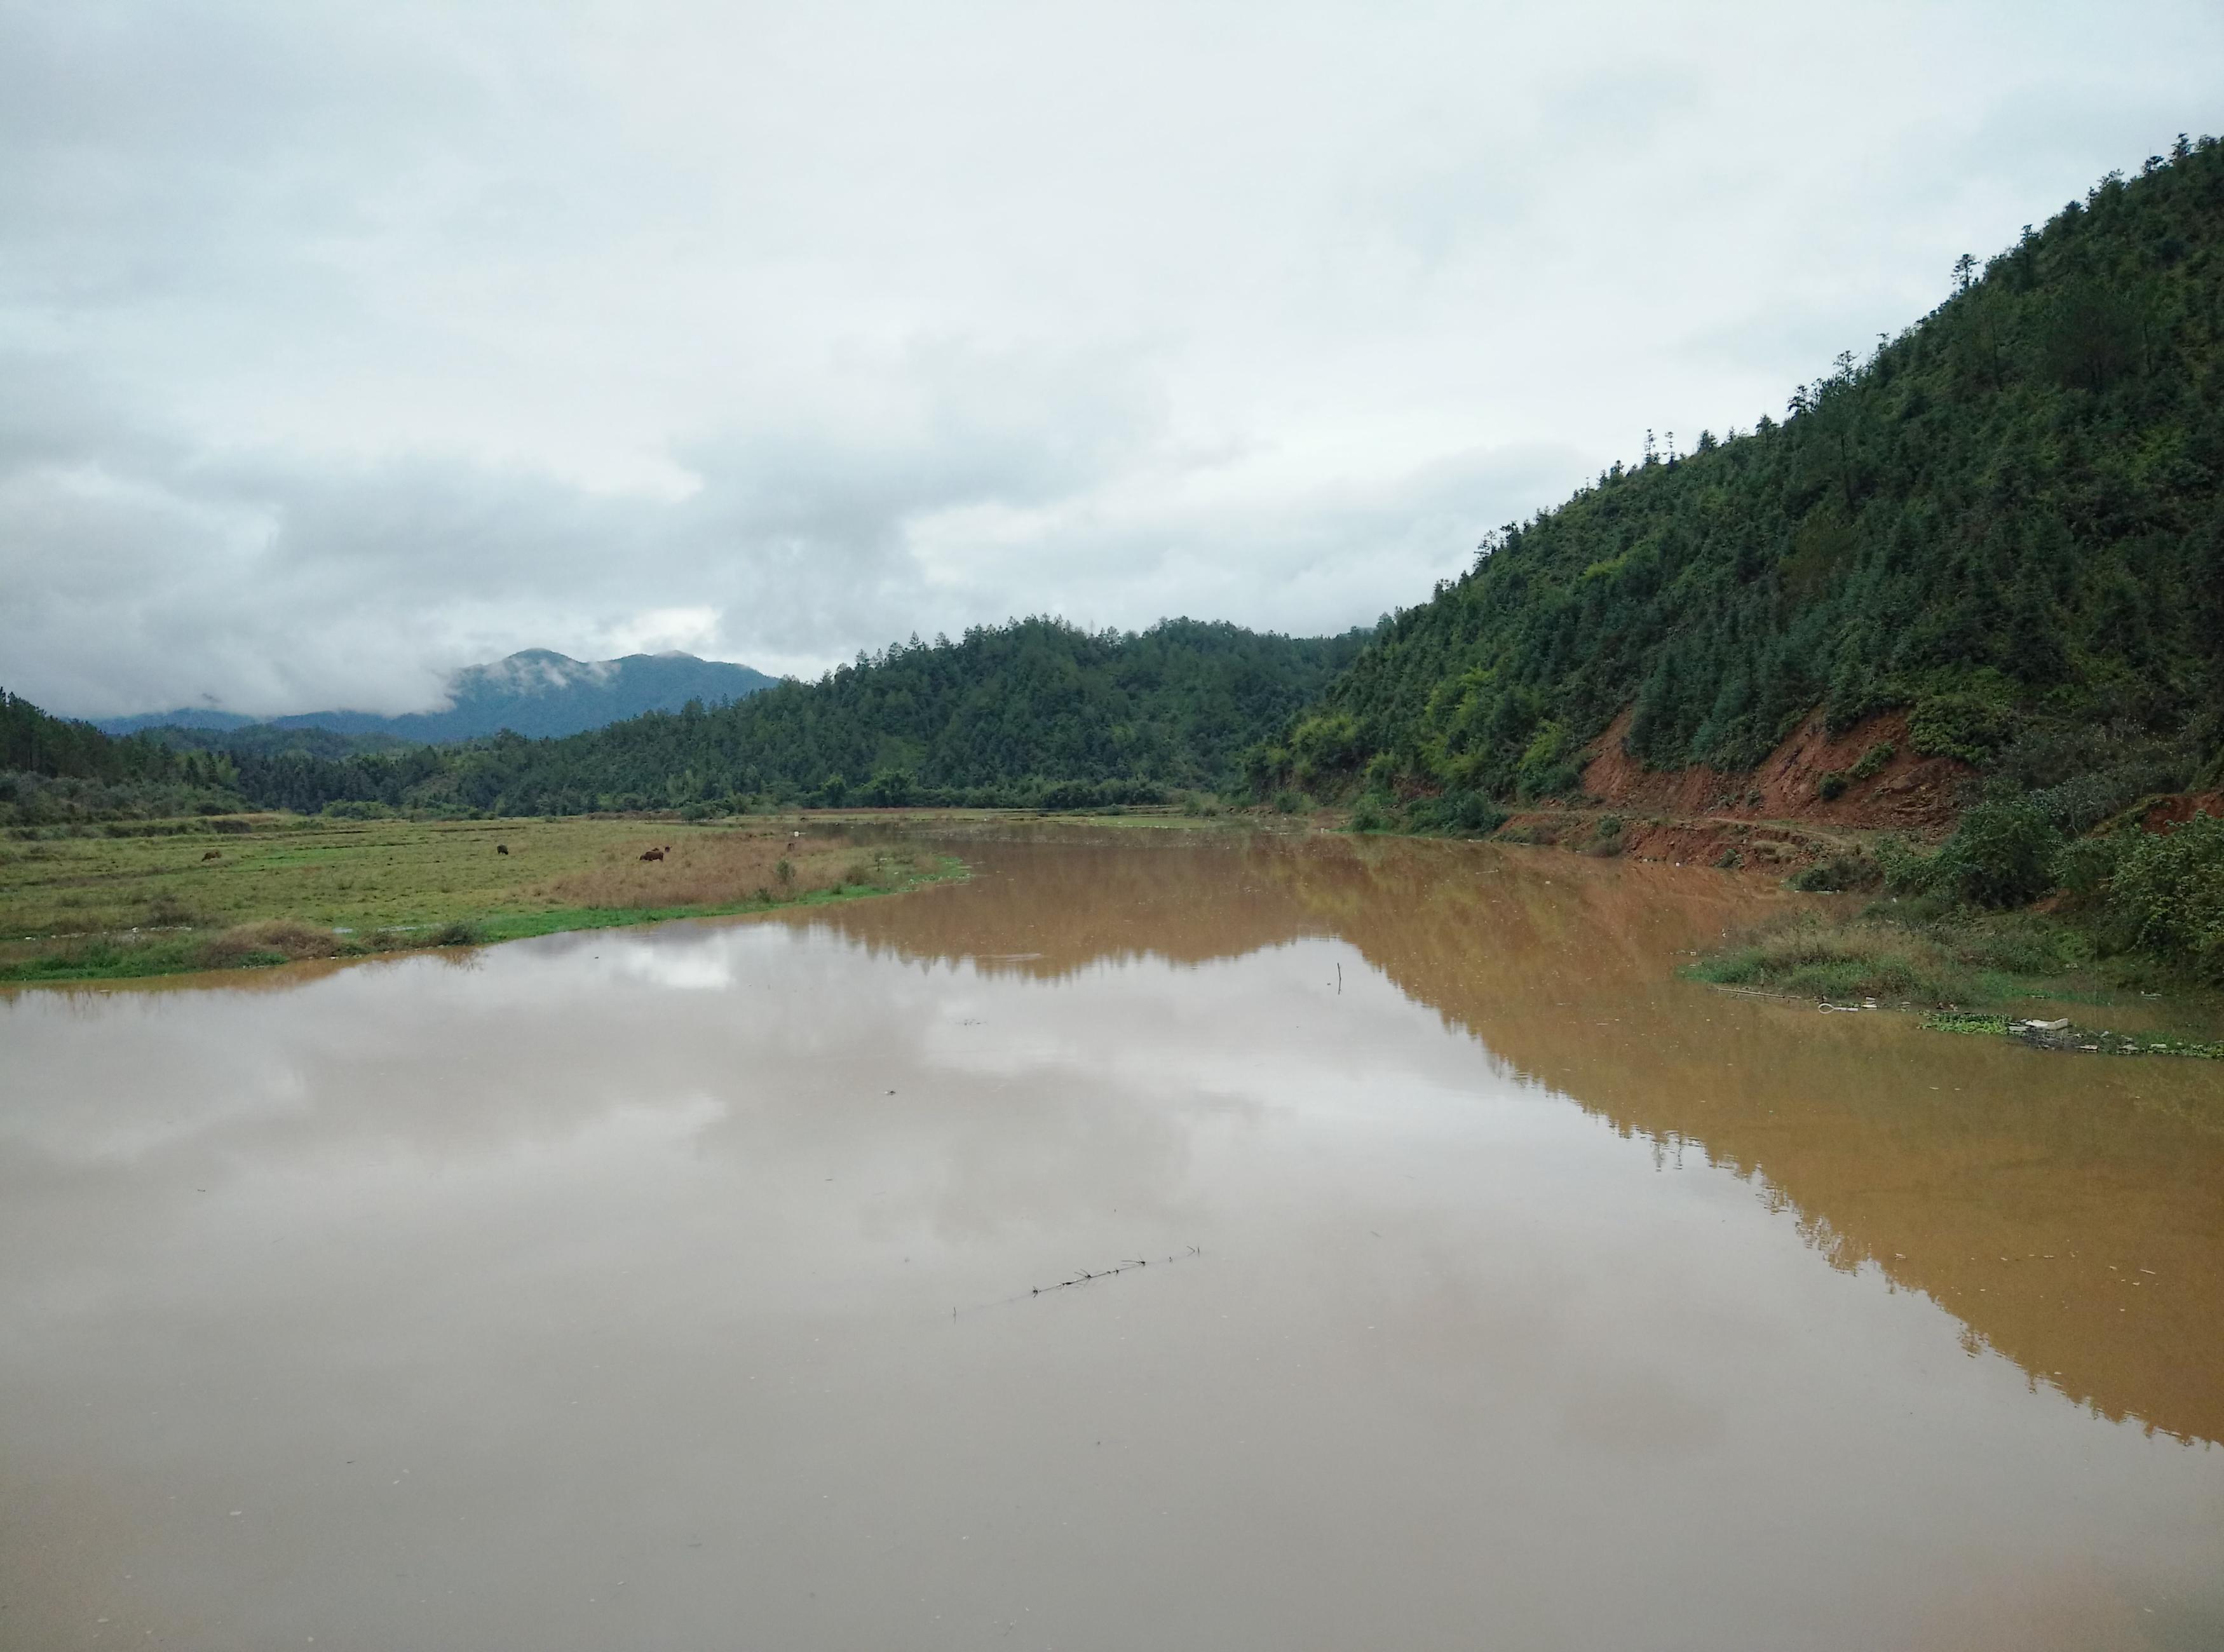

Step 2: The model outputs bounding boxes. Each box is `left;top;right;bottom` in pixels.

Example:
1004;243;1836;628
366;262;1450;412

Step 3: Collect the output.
0;815;963;984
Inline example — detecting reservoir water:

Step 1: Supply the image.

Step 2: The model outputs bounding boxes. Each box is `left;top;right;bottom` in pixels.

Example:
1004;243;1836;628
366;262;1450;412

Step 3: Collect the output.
4;832;2221;1650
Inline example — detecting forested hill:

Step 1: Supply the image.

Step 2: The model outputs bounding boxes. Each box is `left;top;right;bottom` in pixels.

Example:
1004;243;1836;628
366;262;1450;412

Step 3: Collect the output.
222;618;1370;815
1258;137;2224;816
3;688;176;782
3;687;242;822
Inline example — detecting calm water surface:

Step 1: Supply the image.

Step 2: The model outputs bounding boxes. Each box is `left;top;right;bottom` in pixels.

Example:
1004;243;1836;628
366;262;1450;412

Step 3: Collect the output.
4;832;2221;1651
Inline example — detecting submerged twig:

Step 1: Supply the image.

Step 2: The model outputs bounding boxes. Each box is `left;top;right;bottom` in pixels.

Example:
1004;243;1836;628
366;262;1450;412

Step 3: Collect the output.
949;1245;1205;1320
1031;1246;1199;1296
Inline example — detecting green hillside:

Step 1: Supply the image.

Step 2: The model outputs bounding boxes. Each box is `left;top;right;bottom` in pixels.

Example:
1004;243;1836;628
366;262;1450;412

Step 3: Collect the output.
2;687;242;824
209;618;1369;815
4;688;172;782
1256;137;2224;822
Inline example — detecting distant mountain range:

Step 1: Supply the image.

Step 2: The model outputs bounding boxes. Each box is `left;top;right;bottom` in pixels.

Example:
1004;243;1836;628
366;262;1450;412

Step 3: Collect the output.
96;650;778;744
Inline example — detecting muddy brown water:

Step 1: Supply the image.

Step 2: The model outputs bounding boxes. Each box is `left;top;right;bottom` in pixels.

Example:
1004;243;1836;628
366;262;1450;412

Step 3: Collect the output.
3;832;2221;1651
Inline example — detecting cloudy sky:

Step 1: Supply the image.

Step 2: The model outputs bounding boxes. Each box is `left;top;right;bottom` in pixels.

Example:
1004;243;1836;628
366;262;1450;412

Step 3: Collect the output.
3;1;2217;717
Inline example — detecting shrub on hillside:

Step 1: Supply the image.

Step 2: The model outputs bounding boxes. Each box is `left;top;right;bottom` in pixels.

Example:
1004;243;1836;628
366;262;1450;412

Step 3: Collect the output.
1848;741;1895;781
1906;686;2017;766
1993;721;2197;834
1288;713;1362;787
2106;813;2224;979
1790;851;1882;893
1929;800;2063;908
2051;831;2127;896
1514;721;1582;800
1451;792;1505;835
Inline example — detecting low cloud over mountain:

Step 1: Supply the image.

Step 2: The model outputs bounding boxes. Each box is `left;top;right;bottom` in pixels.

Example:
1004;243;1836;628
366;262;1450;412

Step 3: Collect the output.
96;650;775;743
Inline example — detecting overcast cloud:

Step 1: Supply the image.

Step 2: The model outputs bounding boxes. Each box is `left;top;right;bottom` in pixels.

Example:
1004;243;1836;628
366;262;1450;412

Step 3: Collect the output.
2;0;2217;717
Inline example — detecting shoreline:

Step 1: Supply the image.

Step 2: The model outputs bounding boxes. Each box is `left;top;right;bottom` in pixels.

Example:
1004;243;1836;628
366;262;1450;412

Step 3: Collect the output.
10;804;2218;1048
1329;801;2224;1048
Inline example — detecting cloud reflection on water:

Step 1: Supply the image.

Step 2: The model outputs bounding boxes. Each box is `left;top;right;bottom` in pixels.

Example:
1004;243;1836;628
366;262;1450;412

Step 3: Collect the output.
1;834;2220;1650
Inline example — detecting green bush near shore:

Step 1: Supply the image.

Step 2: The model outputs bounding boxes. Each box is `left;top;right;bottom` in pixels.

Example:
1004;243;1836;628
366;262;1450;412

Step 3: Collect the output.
1857;804;2224;983
1347;789;1509;839
2109;813;2224;981
1923;800;2063;909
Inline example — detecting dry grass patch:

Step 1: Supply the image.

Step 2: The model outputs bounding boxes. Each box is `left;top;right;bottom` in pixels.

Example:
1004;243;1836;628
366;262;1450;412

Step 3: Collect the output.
193;919;346;969
1693;914;1956;1003
1689;904;2108;1008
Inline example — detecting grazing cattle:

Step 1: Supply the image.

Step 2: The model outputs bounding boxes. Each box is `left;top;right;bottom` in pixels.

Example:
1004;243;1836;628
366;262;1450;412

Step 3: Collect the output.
201;849;222;861
496;843;509;855
640;847;665;862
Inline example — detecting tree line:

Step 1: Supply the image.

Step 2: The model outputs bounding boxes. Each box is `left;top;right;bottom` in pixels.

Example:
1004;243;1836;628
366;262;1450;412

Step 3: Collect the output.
1;687;244;825
4;619;1369;823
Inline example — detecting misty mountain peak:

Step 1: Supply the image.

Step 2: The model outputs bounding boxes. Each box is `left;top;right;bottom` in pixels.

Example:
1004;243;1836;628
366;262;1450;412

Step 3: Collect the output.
97;650;773;743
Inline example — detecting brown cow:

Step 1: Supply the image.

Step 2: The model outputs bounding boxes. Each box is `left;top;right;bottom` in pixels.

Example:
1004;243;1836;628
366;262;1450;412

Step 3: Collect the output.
639;848;665;862
201;849;222;861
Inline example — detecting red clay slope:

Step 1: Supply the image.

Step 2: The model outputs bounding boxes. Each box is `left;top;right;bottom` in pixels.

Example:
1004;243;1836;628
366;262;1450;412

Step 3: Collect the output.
1579;707;1967;836
2141;793;2224;832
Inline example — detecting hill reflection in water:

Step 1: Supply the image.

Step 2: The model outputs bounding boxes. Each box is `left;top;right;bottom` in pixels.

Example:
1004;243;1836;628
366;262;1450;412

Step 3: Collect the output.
7;827;2223;1651
805;830;2224;1448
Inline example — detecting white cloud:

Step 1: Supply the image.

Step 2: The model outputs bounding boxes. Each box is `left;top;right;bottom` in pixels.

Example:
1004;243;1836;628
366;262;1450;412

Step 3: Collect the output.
1;0;2217;715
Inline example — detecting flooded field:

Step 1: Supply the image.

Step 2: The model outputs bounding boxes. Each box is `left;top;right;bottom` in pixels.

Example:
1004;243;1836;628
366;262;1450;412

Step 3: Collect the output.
3;831;2221;1651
